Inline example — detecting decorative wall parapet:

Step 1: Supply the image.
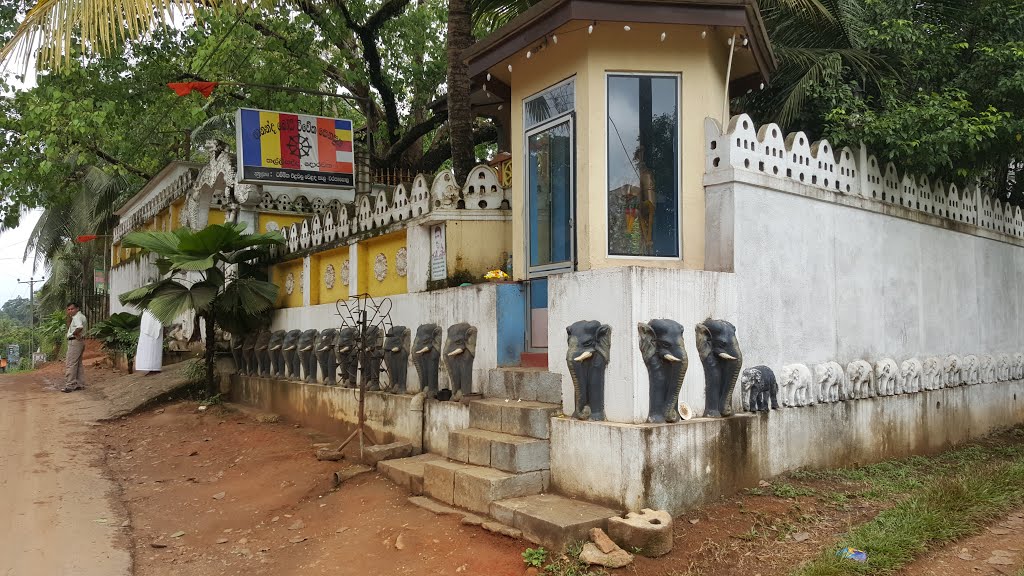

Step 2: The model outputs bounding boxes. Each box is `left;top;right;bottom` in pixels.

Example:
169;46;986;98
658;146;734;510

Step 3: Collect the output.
706;114;1024;240
275;164;511;258
112;168;197;241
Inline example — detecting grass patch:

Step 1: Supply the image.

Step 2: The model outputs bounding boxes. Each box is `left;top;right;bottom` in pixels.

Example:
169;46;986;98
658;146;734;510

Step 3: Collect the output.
792;456;1024;575
540;542;607;576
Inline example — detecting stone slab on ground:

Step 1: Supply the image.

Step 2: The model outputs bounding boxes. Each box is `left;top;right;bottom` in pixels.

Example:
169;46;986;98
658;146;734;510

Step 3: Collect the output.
448;428;550;473
407;496;464;516
579;542;633;568
482;522;522;539
362;441;413;467
95;361;192;419
453;466;545;514
490;494;620;553
379;453;445;495
422;460;476;505
469;398;560;439
484;369;562;404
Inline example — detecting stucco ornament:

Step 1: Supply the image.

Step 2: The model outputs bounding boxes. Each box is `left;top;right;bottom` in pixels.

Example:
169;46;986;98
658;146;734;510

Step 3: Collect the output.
265;220;280;232
374;253;388;282
285;272;295;295
299;270;304;294
396;247;408;277
340;260;350;286
324;264;336;289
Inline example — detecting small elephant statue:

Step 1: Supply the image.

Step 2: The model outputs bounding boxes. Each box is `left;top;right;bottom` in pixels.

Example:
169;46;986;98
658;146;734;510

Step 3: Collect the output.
335;327;359;388
900;357;922;394
255;330;272;377
413;324;443;397
299;329;319;383
814;361;844;403
1014;353;1024;380
781;364;813;407
361;325;385;391
695;319;742;417
962;355;980;386
997;354;1012;382
846;360;873;399
638;319;688;423
316;328;339;385
230;333;246;374
283;329;302;380
741;366;778;412
268;330;286;378
241;332;258;376
444;323;478;401
980;354;997;384
566;320;611;421
921;357;942;390
874;358;899;396
943;355;962;388
384;326;412;394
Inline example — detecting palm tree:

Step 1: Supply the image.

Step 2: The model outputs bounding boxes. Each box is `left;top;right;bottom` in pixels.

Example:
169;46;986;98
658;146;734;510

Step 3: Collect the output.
119;222;283;397
447;0;476;183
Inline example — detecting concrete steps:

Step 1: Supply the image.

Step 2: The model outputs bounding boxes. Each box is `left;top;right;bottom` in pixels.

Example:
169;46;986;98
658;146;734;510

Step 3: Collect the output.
491;494;620;552
484;368;562;404
378;453;445;495
422;460;547;514
448;428;550;473
468;398;560;439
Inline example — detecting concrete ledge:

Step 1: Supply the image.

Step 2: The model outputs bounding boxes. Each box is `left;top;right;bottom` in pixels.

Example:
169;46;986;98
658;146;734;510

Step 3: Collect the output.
551;381;1024;514
490;494;619;553
380;454;446;495
424;400;469;457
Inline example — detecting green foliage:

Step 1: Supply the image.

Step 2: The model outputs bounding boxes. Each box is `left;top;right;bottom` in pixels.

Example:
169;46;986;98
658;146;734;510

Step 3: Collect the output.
0;296;31;326
182;358;207;386
522;547;547;568
37;310;68;358
90;312;141;359
540;542;606;576
0;316;31;361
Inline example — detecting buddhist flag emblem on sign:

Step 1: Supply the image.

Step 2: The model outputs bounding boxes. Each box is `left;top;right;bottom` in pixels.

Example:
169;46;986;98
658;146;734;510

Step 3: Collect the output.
235;108;355;188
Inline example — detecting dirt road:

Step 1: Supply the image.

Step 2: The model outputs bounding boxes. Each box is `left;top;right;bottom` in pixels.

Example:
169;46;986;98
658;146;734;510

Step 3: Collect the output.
0;358;131;576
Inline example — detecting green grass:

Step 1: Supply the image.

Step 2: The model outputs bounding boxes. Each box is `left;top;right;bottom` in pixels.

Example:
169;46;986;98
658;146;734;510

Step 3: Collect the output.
541;542;607;576
792;454;1024;575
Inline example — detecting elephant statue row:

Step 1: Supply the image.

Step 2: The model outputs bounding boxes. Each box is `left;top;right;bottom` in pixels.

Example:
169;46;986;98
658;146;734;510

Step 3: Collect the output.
229;322;479;400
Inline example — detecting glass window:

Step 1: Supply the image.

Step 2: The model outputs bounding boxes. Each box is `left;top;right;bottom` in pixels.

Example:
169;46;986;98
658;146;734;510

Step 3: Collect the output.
528;120;573;268
524;79;575;130
606;74;679;257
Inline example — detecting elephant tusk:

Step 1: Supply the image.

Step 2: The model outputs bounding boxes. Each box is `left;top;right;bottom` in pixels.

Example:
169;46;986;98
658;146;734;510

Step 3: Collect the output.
574;350;593;362
663;353;683;363
448;348;464;357
339;346;351;353
415;346;430;355
718;352;737;360
270;345;281;351
300;346;313;351
391;347;400;353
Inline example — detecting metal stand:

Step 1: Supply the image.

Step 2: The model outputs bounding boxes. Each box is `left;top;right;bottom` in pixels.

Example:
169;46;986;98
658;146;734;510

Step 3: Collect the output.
331;293;394;460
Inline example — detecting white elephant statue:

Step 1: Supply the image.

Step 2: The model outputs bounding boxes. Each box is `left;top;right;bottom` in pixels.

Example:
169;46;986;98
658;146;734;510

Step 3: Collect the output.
781;364;814;407
846;360;873;400
980;354;997;384
1014;353;1024;380
922;357;943;390
900;358;922;394
944;355;962;388
962;355;980;385
874;358;899;396
814;361;845;403
997;354;1011;382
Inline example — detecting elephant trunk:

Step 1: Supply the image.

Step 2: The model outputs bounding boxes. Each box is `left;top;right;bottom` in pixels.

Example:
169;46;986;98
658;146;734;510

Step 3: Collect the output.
666;353;689;423
720;354;742;417
567;357;583;419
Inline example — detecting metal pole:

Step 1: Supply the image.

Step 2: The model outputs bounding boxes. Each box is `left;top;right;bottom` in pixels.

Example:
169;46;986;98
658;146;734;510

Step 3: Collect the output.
17;277;43;366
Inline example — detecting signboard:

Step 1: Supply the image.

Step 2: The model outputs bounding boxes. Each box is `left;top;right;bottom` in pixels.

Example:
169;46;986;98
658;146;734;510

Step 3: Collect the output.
7;344;20;366
430;224;447;281
94;266;107;294
236;108;355;188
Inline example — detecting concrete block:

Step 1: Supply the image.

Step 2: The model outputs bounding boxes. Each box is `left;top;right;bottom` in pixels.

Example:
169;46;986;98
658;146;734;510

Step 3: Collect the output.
607;509;673;557
453;467;544;514
490;494;619;553
362;441;412;467
378;454;444;495
468;399;503;433
470;398;559;439
467;434;493;466
490;436;549;473
423;461;474;505
447;429;470;463
485;369;562;403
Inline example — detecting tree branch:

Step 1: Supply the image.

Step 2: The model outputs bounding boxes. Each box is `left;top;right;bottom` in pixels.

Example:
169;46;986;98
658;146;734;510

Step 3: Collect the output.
75;140;153;180
418;122;498;173
381;113;447;164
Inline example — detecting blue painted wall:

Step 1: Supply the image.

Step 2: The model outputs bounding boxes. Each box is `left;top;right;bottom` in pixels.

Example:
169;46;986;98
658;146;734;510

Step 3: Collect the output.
495;283;526;366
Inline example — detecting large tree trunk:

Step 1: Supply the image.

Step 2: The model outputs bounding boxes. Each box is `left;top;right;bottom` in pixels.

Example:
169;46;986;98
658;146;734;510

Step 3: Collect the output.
204;313;217;398
447;0;476;184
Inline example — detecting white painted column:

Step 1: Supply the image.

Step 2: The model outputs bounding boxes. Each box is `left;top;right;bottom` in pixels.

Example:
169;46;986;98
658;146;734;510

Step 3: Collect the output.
348;243;360;296
237;208;259;233
406;224;430;293
302;256;312;307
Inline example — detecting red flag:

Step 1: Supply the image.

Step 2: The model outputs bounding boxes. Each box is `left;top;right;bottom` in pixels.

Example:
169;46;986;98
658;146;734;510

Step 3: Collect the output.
167;81;220;98
76;235;98;243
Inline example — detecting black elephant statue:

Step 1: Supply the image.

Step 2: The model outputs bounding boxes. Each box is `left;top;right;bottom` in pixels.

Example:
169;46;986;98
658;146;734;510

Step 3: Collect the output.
316;328;339;385
741;365;778;413
298;329;319;383
444;323;477;401
230;333;246;374
335;327;359;388
255;330;272;377
361;325;385;391
638;319;688;423
566;320;612;421
268;330;286;378
695;318;743;418
241;332;258;376
384;326;412;394
413;324;443;397
283;329;302;380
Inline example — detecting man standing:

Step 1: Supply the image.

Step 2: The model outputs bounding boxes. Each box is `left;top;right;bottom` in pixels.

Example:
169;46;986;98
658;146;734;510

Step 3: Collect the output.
134;309;163;375
64;302;87;393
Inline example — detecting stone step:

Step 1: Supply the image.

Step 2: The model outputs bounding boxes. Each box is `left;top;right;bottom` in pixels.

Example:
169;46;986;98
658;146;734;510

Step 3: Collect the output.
362;441;413;467
469;398;560;440
485;368;562;404
490;494;621;553
378;453;446;495
448;428;550;473
422;460;547;514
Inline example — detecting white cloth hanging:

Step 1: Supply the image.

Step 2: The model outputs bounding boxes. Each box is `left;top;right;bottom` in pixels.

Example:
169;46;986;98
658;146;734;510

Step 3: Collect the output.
134;310;164;372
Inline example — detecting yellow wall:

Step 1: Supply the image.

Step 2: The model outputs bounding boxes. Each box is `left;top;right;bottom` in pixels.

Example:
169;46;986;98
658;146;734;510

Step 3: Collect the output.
357;231;407;298
207;209;225;226
270;258;305;308
258;213;307;234
500;22;732;277
312;246;350;305
447;220;512;278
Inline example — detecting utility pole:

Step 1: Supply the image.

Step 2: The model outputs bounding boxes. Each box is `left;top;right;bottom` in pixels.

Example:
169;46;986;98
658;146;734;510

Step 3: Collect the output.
17;276;44;366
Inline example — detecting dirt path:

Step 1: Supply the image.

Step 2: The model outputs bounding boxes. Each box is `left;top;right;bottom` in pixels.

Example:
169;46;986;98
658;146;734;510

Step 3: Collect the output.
0;352;132;576
899;511;1024;576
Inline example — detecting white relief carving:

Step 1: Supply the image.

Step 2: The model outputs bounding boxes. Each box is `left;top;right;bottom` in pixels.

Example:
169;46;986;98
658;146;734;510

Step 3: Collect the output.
1014;353;1024;380
324;264;336;290
265;220;280;232
340;260;350;286
781;364;813;407
963;355;980;385
997;354;1012;382
980;354;997;384
285;272;295;295
874;358;899;396
846;360;874;399
396;247;408;277
922;357;943;390
373;253;387;282
814;361;844;403
900;358;922;394
943;355;962;388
